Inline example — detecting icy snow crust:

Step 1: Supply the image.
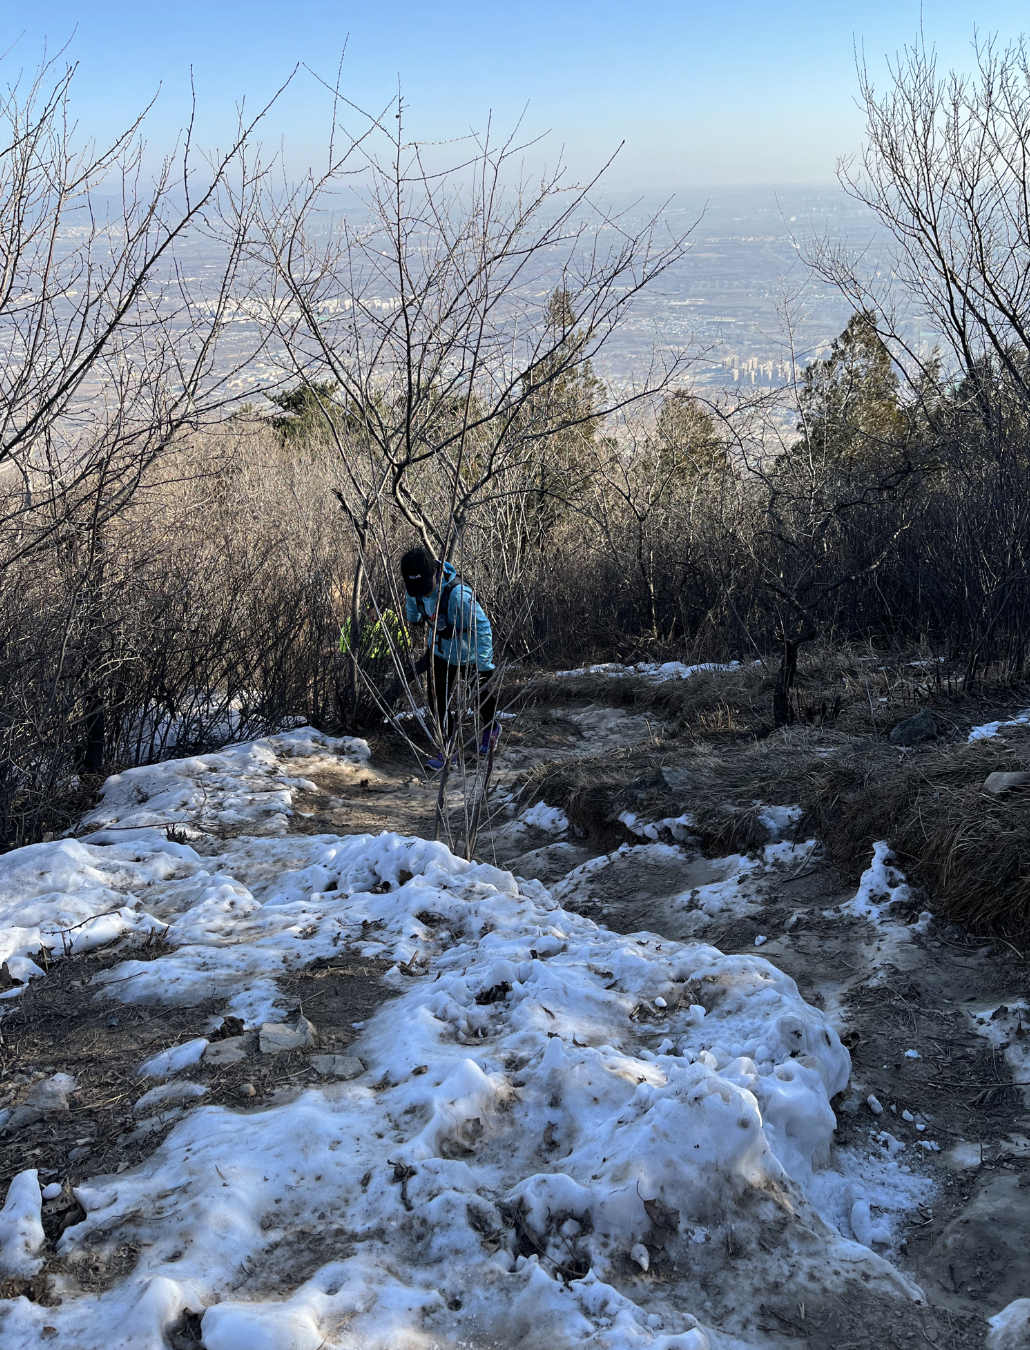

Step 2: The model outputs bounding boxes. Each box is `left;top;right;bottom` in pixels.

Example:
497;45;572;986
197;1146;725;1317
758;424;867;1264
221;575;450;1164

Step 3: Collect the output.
554;661;740;683
0;730;370;986
0;734;925;1348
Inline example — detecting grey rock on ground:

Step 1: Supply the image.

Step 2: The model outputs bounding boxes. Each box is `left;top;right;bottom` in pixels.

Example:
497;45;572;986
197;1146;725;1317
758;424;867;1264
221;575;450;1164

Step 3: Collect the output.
204;1036;250;1066
889;709;939;745
983;771;1030;796
259;1016;318;1054
309;1054;365;1080
1;1073;76;1134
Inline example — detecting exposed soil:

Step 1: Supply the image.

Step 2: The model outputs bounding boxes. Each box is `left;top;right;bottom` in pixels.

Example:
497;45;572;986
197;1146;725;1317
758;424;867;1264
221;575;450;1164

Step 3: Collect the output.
0;944;396;1305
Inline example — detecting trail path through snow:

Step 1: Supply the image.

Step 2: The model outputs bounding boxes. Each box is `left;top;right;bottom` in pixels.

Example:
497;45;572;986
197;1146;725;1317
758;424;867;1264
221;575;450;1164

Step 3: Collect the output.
0;708;1021;1349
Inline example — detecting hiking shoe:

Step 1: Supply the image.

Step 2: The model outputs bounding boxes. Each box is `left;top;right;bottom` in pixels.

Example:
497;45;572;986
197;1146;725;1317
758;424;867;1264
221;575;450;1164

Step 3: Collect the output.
479;726;501;756
426;751;457;772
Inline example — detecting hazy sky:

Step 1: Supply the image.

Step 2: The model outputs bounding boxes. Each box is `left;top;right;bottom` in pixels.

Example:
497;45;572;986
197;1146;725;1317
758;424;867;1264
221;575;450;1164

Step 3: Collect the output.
10;0;1028;186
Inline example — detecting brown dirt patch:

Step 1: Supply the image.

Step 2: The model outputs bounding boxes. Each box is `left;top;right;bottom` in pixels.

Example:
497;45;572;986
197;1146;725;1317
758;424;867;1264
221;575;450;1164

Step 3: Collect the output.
0;942;397;1305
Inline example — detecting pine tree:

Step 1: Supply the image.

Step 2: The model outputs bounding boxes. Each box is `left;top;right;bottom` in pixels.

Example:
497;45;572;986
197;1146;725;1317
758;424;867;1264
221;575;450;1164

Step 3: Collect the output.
795;311;905;469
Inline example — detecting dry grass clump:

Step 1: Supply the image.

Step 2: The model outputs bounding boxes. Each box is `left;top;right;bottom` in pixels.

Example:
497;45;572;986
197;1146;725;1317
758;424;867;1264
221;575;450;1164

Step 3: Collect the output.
802;731;1030;934
525;725;843;854
518;662;777;743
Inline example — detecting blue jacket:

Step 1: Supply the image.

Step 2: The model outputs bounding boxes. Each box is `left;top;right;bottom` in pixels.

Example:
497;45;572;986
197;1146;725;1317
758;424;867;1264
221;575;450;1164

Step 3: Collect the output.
406;561;494;670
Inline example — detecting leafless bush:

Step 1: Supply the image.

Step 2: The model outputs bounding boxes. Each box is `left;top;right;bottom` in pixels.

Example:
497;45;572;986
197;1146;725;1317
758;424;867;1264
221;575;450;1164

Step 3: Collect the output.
0;427;355;846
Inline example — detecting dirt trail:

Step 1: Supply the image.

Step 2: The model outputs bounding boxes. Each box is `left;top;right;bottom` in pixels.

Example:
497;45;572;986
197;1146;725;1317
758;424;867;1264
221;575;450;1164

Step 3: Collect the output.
286;697;1030;1343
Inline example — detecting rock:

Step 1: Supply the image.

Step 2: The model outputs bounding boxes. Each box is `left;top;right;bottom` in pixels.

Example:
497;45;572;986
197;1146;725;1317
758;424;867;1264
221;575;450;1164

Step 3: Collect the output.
984;771;1030;796
988;1299;1030;1350
309;1054;364;1080
204;1036;249;1066
889;709;938;745
660;765;692;792
2;1074;76;1134
26;1074;75;1110
259;1016;317;1054
3;1106;41;1133
238;1083;257;1098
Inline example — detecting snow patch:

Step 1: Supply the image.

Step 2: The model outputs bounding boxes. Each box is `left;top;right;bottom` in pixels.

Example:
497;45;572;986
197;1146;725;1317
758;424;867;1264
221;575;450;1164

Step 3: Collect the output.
554;660;740;683
517;802;570;834
82;728;370;837
968;710;1030;742
969;1001;1030;1105
0;1169;44;1277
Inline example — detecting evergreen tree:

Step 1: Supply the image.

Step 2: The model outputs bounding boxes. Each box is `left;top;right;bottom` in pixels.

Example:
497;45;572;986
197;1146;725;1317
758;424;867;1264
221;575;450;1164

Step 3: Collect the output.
655;390;728;482
518;289;604;545
795;310;905;468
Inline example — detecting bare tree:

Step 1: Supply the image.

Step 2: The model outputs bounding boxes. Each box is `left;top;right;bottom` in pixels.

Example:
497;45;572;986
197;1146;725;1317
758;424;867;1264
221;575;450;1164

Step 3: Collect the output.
247;89;696;804
0;51;284;570
0;52;288;844
812;34;1030;434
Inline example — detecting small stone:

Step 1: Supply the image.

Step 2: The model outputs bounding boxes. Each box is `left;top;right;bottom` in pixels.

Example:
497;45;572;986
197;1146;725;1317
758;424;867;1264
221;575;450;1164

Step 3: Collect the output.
41;1183;62;1201
258;1016;318;1054
654;997;667;1009
204;1036;249;1066
309;1054;365;1080
630;1242;650;1272
68;1146;92;1162
867;1094;884;1116
239;1083;257;1098
984;772;1030;796
889;710;938;746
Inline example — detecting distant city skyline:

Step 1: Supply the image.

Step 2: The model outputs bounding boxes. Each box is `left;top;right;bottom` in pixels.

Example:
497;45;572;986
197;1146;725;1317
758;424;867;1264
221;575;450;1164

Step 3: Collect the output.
12;1;1028;187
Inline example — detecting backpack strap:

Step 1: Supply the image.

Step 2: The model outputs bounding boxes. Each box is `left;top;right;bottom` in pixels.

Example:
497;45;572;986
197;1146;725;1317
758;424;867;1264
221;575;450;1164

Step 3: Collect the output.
433;579;461;647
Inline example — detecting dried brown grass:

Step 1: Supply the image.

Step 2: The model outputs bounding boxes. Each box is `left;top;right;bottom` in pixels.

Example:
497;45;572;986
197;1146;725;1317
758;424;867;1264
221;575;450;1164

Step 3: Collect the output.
802;730;1030;934
519;645;987;744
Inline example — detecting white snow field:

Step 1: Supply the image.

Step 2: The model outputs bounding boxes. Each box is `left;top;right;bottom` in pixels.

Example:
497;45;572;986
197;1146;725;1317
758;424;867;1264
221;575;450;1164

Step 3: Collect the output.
0;731;930;1349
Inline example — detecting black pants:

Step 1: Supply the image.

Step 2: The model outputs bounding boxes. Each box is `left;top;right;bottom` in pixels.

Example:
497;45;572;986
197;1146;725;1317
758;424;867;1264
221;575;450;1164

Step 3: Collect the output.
429;655;497;744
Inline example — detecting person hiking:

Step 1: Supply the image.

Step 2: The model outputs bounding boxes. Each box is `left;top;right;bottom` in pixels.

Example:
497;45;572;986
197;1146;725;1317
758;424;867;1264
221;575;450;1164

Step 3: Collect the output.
399;546;498;771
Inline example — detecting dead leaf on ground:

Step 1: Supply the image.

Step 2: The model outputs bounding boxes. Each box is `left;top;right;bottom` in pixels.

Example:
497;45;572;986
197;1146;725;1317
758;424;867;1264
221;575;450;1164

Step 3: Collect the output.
641;1194;680;1232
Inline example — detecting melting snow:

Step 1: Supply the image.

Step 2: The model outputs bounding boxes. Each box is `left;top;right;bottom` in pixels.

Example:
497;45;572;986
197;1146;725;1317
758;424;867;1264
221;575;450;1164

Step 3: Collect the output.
968;709;1030;742
516;802;570;834
0;733;931;1347
969;1001;1030;1105
554;661;741;683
